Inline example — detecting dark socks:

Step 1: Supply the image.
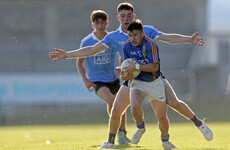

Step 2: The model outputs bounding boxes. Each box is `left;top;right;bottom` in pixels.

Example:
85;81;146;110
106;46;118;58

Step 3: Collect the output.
161;134;170;142
191;115;202;127
137;121;145;129
108;133;116;144
119;127;127;135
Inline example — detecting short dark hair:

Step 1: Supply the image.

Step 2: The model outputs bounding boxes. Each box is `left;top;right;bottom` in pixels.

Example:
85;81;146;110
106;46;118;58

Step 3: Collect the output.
127;19;143;32
90;10;108;23
117;2;134;13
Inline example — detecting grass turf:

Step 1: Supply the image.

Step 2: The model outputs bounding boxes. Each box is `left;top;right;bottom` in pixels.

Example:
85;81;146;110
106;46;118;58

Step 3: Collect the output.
0;122;229;150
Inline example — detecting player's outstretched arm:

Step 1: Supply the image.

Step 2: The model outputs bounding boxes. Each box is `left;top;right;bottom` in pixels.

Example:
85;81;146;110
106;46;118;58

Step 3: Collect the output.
157;31;204;46
190;32;204;46
49;42;107;61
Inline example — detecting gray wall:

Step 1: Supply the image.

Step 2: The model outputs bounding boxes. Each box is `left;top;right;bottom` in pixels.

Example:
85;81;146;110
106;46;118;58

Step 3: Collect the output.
3;0;230;125
0;0;206;73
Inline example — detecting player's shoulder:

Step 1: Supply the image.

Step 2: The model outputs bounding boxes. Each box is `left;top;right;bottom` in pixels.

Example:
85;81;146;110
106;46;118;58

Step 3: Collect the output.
81;33;94;43
144;35;153;41
143;25;159;32
143;25;155;30
122;40;131;49
106;29;120;38
144;36;156;46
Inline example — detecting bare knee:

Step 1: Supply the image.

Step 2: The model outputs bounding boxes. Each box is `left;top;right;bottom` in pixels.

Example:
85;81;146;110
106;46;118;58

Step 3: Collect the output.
107;100;114;114
157;115;168;123
131;104;139;112
111;106;123;119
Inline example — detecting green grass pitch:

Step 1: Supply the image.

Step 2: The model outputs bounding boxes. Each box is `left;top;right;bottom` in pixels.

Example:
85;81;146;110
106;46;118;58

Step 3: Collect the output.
0;122;229;150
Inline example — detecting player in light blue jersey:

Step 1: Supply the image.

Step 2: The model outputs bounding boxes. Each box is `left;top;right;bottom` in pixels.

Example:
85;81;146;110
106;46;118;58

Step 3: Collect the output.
121;19;176;149
49;2;212;149
76;10;130;144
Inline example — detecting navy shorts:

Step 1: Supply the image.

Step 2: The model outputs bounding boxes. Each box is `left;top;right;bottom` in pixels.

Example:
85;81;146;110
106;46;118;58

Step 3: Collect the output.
122;80;129;86
94;79;120;95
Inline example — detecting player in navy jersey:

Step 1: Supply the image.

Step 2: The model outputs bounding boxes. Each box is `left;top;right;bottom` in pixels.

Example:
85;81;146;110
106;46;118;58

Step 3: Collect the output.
49;2;213;149
76;10;130;144
121;19;176;148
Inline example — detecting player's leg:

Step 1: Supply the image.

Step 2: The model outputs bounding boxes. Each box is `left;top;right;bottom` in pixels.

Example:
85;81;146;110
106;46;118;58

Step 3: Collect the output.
96;86;115;115
162;78;213;141
107;80;131;143
150;100;169;136
150;99;177;149
98;84;131;149
130;89;145;124
130;89;146;144
109;85;131;143
162;78;195;119
110;80;128;134
119;109;127;132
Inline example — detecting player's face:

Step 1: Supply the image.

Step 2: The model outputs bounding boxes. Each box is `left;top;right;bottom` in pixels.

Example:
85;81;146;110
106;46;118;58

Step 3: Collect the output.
128;30;144;47
92;19;108;32
117;10;135;31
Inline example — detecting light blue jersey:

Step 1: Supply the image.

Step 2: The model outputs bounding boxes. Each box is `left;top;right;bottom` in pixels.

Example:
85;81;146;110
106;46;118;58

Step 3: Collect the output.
101;25;162;57
80;32;119;82
122;36;161;82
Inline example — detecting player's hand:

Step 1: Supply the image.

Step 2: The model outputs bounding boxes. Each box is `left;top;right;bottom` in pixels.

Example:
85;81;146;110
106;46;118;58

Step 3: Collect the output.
49;48;68;61
125;61;136;75
114;67;121;78
84;80;97;92
191;32;205;46
121;67;135;80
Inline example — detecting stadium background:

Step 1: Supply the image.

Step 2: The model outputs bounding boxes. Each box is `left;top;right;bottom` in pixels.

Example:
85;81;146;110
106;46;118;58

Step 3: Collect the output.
0;0;229;125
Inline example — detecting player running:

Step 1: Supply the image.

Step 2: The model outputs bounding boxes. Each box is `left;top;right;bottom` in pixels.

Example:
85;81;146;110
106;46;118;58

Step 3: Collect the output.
76;10;130;144
49;2;213;149
121;19;176;149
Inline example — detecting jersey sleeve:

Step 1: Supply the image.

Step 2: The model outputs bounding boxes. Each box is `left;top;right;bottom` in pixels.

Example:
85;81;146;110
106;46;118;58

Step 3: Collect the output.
80;39;89;48
101;33;112;48
101;33;123;57
146;41;159;64
80;40;85;48
144;26;162;40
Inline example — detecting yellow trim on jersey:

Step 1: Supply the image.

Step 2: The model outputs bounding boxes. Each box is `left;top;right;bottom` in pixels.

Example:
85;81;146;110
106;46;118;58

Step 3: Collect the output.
144;36;159;63
144;36;159;80
152;72;157;80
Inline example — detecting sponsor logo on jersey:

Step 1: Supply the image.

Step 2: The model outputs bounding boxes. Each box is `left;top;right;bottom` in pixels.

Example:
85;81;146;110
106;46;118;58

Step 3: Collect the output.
130;51;137;55
94;53;111;64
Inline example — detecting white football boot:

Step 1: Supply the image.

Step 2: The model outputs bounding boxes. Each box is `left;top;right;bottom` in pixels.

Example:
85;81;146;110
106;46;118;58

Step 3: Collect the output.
198;120;213;141
162;141;177;149
97;141;115;149
131;128;146;144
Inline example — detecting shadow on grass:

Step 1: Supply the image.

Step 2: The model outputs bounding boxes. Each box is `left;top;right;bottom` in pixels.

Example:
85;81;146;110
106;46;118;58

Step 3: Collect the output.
90;143;143;149
116;143;134;149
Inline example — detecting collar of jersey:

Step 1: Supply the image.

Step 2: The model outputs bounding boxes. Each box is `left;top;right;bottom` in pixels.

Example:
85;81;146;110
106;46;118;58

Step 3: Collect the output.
118;25;128;35
92;31;108;41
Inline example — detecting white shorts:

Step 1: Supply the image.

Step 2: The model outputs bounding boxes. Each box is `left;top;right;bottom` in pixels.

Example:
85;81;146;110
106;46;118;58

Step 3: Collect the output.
130;77;166;102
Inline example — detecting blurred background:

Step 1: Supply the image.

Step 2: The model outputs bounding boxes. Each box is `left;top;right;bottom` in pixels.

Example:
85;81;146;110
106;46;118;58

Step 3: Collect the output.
0;0;229;125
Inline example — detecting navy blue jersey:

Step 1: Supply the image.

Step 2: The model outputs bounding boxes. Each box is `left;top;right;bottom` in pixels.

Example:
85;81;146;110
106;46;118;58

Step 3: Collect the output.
101;25;162;57
122;36;161;82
